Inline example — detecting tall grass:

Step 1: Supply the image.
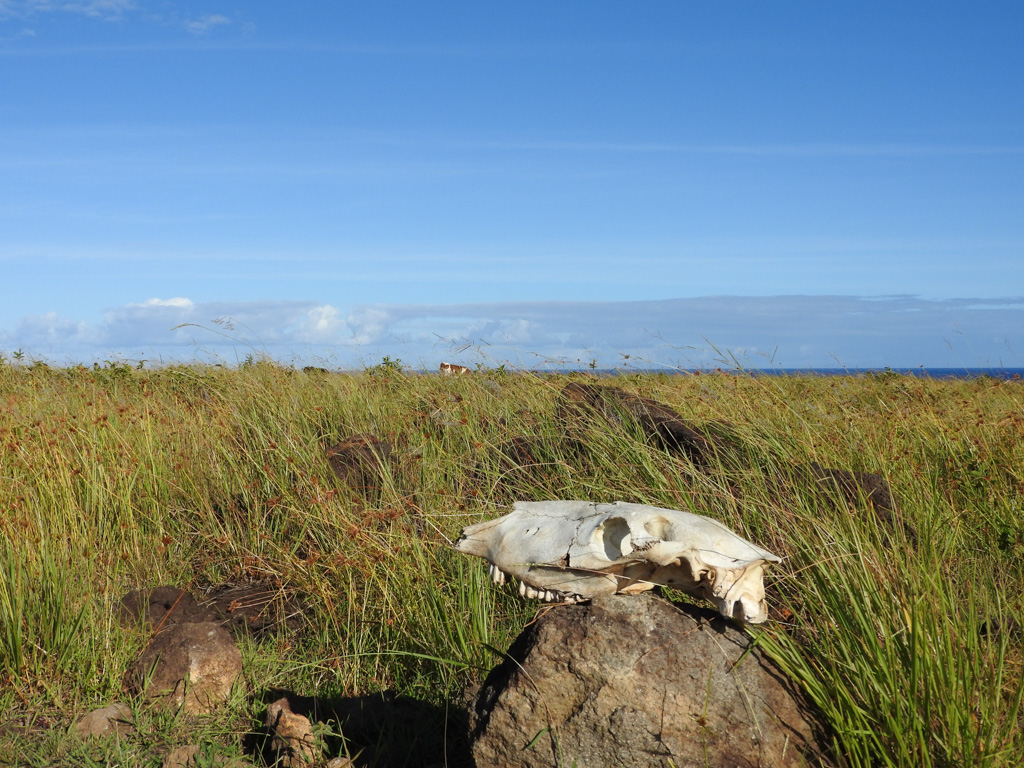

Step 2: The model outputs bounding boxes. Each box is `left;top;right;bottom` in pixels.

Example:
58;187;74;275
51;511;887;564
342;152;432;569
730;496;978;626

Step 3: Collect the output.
0;360;1021;765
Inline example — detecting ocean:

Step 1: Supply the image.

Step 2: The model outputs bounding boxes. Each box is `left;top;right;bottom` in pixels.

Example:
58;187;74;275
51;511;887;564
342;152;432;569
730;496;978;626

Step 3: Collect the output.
577;367;1024;380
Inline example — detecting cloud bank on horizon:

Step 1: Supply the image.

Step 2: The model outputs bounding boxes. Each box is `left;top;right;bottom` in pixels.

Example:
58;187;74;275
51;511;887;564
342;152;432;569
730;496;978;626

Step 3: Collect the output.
3;295;1021;371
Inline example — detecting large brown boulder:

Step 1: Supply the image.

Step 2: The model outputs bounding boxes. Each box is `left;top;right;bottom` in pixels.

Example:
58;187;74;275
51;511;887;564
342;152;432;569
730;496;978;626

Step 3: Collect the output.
469;594;828;768
131;622;243;715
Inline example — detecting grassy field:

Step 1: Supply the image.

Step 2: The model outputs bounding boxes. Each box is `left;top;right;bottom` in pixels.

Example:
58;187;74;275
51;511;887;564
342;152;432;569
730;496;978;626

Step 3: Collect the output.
0;359;1021;767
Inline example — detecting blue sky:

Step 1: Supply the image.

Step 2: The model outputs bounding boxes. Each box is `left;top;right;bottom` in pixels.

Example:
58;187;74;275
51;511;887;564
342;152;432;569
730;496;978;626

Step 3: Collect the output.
2;1;1022;370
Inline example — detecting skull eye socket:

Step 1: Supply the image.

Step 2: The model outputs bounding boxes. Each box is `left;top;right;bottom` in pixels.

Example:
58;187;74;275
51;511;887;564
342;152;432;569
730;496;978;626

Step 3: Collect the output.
596;517;632;560
643;515;671;540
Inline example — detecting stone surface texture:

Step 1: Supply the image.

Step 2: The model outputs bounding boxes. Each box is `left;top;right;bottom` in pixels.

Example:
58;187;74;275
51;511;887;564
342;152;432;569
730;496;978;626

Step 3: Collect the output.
162;745;201;768
133;621;243;715
470;594;827;768
73;703;135;739
265;697;320;767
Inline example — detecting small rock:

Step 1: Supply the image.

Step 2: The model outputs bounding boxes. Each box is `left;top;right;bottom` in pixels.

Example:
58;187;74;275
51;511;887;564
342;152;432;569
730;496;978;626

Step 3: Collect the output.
162;744;253;768
266;697;320;767
73;703;135;739
163;745;201;768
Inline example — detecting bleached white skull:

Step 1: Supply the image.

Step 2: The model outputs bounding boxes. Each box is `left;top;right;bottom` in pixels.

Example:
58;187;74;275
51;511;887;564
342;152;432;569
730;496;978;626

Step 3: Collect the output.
455;500;781;623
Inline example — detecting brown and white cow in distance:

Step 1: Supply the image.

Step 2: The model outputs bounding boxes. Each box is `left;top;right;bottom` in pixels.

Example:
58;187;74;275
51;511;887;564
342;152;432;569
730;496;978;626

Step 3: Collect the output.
439;362;471;375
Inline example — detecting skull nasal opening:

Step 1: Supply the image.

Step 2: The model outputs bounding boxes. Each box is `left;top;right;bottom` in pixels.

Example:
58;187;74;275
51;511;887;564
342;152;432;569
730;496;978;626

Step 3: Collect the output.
642;515;672;540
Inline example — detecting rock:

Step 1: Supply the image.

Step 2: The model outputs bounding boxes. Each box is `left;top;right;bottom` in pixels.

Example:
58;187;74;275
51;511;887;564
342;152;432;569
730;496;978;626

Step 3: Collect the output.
979;615;1022;638
163;745;201;768
326;433;393;492
468;435;587;498
800;463;912;542
120;584;303;641
119;586;221;628
162;744;253;768
131;622;243;715
553;384;904;541
556;382;739;466
266;697;320;767
73;703;135;739
209;582;305;639
805;462;897;516
470;594;827;768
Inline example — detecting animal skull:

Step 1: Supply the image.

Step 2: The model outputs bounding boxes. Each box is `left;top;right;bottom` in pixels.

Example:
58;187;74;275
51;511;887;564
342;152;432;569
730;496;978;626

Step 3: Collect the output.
455;500;781;623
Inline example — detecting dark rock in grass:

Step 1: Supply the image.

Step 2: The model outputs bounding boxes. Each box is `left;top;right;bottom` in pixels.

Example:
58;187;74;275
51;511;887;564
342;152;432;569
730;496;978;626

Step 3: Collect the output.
130;622;243;715
73;703;135;739
801;463;913;541
468;435;587;498
805;463;897;516
326;433;393;492
469;593;829;768
556;382;739;466
979;616;1022;639
119;586;221;629
553;383;908;543
120;584;303;641
205;582;305;639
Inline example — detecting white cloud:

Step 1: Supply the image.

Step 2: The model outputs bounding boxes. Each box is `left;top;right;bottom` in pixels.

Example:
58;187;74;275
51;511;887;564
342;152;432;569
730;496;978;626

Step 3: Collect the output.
60;0;135;19
347;307;392;345
136;296;194;308
2;295;1023;370
183;13;229;35
13;311;95;347
0;26;34;41
297;305;348;342
0;0;132;22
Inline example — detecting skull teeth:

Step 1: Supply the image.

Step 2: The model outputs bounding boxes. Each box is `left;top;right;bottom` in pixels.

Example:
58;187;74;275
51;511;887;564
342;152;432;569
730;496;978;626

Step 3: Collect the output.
515;579;584;604
488;564;507;585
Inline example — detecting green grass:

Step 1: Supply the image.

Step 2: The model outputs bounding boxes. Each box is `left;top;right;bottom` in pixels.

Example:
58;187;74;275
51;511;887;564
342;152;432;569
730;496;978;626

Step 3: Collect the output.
0;359;1021;766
